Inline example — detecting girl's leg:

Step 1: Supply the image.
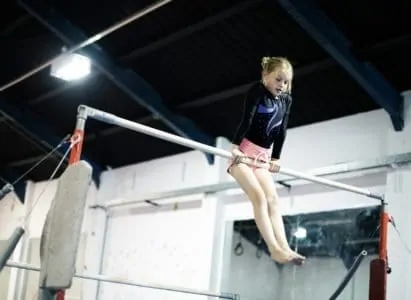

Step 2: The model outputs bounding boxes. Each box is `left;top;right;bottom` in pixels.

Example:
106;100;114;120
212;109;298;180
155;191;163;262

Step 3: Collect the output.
229;163;292;264
254;168;305;262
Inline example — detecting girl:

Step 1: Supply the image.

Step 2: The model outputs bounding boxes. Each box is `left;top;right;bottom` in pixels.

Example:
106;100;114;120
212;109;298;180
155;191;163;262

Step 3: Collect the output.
228;57;305;265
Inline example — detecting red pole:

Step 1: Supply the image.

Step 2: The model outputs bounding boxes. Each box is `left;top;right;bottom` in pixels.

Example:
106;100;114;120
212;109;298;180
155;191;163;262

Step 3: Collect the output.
369;203;388;300
68;129;84;164
55;290;65;300
379;210;389;261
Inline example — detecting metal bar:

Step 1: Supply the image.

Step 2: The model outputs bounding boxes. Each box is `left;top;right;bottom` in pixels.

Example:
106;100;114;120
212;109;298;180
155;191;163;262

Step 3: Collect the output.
1;0;172;92
81;105;384;200
92;206;110;300
5;261;237;299
0;169;27;202
0;227;25;272
329;250;368;300
0;183;13;202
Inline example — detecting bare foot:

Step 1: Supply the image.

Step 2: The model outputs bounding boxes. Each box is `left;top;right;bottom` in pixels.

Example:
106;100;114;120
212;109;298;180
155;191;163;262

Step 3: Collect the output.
279;247;306;265
269;248;296;264
291;256;305;266
289;250;305;260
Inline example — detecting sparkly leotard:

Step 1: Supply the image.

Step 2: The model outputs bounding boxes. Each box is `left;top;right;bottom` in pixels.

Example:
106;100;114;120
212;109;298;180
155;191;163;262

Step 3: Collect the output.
232;82;292;160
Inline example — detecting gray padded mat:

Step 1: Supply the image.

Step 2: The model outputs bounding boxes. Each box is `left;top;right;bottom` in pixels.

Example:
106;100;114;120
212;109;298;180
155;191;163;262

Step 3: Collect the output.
39;160;92;290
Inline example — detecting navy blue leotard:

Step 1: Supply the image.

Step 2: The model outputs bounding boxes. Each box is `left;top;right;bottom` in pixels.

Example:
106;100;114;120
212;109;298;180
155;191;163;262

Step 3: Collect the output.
232;82;292;160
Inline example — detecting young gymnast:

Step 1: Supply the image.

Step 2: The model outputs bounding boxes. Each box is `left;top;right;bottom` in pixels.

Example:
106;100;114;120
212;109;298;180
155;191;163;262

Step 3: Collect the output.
228;56;305;265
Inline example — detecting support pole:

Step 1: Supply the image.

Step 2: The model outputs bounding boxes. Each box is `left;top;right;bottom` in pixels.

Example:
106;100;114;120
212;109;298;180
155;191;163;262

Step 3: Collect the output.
329;250;368;300
369;201;389;300
379;204;389;262
68;107;87;164
6;261;238;300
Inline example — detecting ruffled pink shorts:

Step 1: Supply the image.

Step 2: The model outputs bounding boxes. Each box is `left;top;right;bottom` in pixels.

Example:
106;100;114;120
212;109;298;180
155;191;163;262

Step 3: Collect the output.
228;138;270;172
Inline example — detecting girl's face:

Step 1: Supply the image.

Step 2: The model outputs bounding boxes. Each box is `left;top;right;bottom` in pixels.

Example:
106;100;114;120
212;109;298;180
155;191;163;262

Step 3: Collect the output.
262;67;292;96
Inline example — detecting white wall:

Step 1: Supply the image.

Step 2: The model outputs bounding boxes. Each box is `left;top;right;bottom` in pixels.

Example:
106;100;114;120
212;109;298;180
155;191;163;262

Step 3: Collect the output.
98;196;218;300
99;150;215;202
82;150;222;300
1;91;410;300
279;90;411;171
0;193;25;240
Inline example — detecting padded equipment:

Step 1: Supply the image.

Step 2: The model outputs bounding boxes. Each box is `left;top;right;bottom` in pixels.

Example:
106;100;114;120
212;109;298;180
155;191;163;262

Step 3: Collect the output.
38;160;92;290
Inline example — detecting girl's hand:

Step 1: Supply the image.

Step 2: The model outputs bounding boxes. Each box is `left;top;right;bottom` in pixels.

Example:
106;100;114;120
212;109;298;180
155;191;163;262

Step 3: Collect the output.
227;147;246;173
269;159;281;172
230;148;246;166
232;148;245;158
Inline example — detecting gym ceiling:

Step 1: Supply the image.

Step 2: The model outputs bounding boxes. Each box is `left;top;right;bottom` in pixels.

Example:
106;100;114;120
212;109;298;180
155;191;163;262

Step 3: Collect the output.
0;0;410;192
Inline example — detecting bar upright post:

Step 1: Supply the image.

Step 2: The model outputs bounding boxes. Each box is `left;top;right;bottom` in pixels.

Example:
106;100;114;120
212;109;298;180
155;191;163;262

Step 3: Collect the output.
52;106;88;300
369;197;389;300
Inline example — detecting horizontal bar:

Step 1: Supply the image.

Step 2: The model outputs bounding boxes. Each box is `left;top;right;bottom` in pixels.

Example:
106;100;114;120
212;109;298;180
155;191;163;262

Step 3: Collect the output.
81;105;384;200
5;261;236;299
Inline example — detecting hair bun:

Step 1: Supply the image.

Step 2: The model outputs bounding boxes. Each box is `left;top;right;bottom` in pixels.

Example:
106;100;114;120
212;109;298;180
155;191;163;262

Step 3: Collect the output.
261;56;271;68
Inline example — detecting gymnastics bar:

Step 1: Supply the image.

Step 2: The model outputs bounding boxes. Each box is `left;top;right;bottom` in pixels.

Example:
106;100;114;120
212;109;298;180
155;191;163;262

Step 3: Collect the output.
71;104;390;300
5;261;237;299
76;104;384;200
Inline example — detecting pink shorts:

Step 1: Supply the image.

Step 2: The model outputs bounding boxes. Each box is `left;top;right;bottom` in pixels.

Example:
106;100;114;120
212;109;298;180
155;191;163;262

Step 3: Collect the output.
228;138;270;172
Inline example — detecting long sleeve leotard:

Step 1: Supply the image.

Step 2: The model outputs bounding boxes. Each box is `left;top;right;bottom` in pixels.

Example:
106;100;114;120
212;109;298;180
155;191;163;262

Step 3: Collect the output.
232;82;292;160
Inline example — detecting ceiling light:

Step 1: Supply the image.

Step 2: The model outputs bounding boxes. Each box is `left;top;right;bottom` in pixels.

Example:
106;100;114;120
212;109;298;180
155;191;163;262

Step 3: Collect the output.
50;51;91;81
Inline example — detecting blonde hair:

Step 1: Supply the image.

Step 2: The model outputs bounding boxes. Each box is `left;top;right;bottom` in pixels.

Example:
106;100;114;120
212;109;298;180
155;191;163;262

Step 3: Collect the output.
261;56;293;93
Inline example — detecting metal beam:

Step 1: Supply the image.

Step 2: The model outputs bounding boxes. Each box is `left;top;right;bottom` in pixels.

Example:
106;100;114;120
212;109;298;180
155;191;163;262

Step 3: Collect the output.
119;0;264;61
0;169;26;203
0;98;103;186
276;0;404;131
1;13;30;36
18;0;215;164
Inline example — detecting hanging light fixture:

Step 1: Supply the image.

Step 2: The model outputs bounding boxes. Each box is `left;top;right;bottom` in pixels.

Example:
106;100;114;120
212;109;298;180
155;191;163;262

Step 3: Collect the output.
50;47;91;81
